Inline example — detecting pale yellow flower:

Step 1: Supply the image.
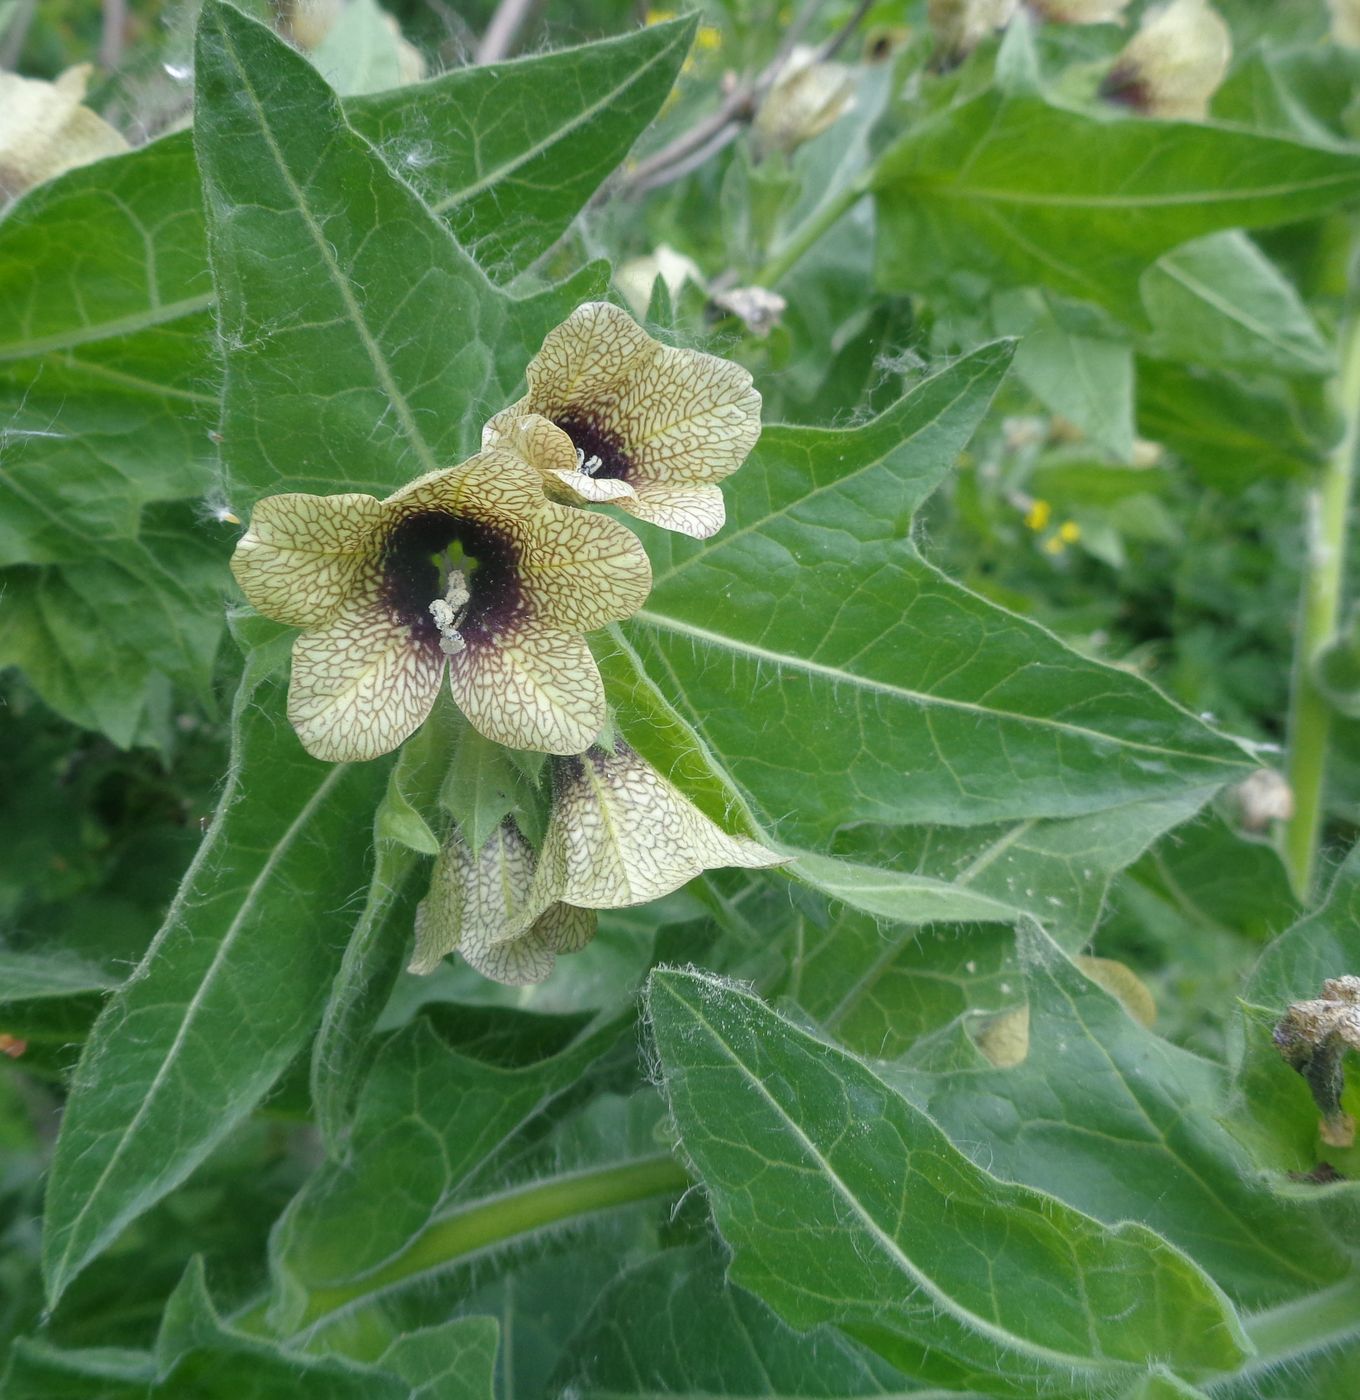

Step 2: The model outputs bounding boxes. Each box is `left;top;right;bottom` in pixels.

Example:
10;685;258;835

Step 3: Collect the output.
1101;0;1231;121
0;66;127;204
927;0;1018;63
408;822;595;985
752;48;856;158
410;743;783;984
528;741;783;912
484;302;761;540
230;449;651;761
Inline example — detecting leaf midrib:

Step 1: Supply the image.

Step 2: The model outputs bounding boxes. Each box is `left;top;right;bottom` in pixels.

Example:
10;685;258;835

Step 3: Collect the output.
430;23;691;212
47;759;350;1296
658;977;1127;1378
629;609;1246;770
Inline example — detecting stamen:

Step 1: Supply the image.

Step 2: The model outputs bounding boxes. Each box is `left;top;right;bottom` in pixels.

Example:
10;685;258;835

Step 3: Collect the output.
429;570;470;655
575;446;604;477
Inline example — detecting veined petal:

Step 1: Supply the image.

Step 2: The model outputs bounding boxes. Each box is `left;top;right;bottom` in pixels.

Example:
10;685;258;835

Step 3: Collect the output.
526;508;652;633
485;411;642;511
231;492;386;627
535;901;598;953
616;348;761;489
446;623;605;755
287;587;443;762
617;482;726;539
461;920;557;986
408;835;472;975
543;472;640;509
525;301;656;403
387;452;546;536
540;743;784;909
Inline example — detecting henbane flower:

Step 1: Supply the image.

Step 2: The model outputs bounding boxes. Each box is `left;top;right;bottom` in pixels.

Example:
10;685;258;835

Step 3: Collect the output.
483;301;761;540
230;448;651;761
530;741;784;909
408;822;595;986
410;742;783;984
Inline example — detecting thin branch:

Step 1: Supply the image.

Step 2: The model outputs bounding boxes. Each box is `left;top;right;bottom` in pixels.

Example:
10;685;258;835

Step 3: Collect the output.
99;0;127;69
477;0;535;64
621;0;874;196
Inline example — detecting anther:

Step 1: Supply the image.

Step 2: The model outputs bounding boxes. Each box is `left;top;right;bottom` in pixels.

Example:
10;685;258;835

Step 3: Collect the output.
575;447;604;477
429;571;470;655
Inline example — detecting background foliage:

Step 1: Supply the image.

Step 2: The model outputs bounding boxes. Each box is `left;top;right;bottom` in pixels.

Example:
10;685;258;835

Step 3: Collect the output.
4;0;1360;1395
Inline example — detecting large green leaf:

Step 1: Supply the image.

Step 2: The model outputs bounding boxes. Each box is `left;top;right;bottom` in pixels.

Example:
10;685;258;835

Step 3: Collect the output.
623;345;1251;840
873;92;1360;322
648;969;1251;1393
41;650;394;1307
194;0;607;511
269;1011;629;1331
0;11;692;737
556;1244;919;1398
899;925;1349;1308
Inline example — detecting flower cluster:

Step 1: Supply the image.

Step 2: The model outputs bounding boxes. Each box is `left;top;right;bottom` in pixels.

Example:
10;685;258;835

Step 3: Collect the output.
409;744;783;986
230;303;774;983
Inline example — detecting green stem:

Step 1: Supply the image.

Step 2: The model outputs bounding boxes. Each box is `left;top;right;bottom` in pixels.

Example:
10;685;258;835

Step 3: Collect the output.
1282;313;1360;901
756;175;871;287
291;1154;691;1336
1228;1274;1360;1385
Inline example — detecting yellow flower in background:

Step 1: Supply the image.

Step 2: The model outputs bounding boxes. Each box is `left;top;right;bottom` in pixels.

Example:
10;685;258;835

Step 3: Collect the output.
484;302;762;540
230;448;651;761
1024;499;1052;531
1059;520;1082;544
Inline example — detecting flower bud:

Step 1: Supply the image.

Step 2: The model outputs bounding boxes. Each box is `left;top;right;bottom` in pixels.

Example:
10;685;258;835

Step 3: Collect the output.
1029;0;1131;22
752;49;856;158
1101;0;1231;121
928;0;1019;65
1330;0;1360;47
0;66;127;205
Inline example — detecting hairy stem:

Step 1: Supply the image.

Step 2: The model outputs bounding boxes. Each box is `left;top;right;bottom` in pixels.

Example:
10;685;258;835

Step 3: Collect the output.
1227;1274;1360;1387
755;175;870;286
1282;312;1360;900
291;1154;692;1336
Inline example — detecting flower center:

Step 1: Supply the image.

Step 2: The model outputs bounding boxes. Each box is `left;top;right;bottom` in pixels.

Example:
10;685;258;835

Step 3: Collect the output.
382;510;525;655
553;412;632;482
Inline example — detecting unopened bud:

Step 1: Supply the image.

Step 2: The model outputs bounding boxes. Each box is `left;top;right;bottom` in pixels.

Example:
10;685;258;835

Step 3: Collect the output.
615;244;704;319
1329;0;1360;48
1101;0;1231;121
752;50;856;158
0;66;128;205
1230;768;1294;833
709;285;787;338
1029;0;1131;22
928;0;1019;65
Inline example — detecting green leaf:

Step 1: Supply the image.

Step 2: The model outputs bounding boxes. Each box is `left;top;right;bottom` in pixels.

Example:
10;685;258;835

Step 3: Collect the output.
377;1317;499;1400
2;1341;156;1400
194;0;606;513
1140;232;1334;378
156;1257;406;1398
647;968;1251;1392
41;653;394;1307
1136;358;1322;486
788;851;1019;926
0;14;689;737
556;1244;916;1398
829;789;1214;952
269;1011;628;1331
624;344;1251;840
1314;604;1360;718
902;924;1349;1308
1226;846;1360;1182
346;15;697;280
0;950;116;1001
873;92;1360;322
994;289;1134;459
